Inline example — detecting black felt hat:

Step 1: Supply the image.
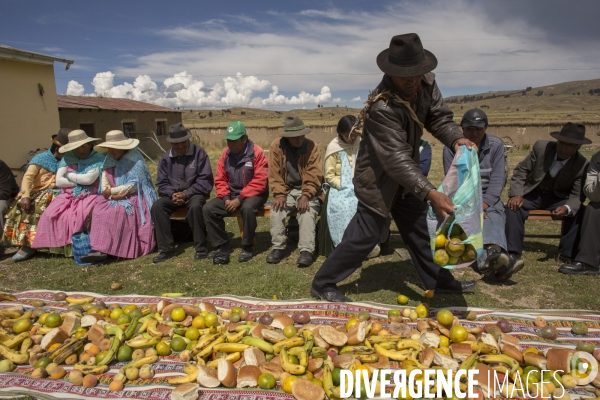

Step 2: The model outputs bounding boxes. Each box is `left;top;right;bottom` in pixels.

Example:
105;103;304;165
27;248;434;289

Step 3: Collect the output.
376;33;438;77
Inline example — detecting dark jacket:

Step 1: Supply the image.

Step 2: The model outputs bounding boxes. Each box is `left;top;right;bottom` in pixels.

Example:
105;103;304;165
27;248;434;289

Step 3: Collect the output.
0;159;19;201
353;73;463;217
269;137;324;202
215;140;268;201
508;140;587;214
443;133;506;207
156;143;214;199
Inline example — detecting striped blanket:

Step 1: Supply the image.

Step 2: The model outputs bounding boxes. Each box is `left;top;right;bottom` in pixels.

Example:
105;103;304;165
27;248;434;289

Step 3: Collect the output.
0;290;598;400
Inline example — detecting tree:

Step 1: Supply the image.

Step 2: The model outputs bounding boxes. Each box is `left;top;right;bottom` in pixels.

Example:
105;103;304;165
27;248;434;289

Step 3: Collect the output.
208;111;212;117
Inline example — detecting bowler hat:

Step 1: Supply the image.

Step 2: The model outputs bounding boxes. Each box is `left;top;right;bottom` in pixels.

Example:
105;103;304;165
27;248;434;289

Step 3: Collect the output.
280;116;312;138
376;33;438;77
52;128;72;148
550;122;591;145
59;130;101;153
166;123;192;143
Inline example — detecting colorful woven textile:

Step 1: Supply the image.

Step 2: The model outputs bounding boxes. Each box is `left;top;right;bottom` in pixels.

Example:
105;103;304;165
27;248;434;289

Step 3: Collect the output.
0;290;599;400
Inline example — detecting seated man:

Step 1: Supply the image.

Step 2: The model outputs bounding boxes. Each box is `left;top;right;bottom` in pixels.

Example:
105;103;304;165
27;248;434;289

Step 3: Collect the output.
500;123;589;281
443;108;509;276
203;121;268;264
267;116;323;267
0;158;19;255
559;150;600;275
151;123;214;263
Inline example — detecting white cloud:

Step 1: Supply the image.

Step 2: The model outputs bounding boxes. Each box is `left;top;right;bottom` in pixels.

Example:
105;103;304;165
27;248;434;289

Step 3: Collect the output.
351;96;362;102
332;97;343;103
66;80;85;96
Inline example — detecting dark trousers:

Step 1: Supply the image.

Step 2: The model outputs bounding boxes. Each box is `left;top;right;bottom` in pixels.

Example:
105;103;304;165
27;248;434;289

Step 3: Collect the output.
203;193;268;248
151;195;207;253
575;202;600;267
504;189;579;258
312;193;456;292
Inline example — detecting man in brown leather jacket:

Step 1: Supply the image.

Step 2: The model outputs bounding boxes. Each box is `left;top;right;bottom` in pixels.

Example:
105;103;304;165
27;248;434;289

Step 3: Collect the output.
312;33;477;302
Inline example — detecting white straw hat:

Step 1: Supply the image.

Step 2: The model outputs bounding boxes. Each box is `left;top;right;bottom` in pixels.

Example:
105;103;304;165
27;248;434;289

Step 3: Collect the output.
59;130;101;153
94;130;140;152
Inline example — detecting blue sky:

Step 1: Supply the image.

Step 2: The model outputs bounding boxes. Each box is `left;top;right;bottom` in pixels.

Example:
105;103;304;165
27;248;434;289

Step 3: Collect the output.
2;0;599;110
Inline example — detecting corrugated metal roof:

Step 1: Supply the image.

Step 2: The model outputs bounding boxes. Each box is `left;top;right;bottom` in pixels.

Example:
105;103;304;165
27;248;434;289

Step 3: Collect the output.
57;95;180;113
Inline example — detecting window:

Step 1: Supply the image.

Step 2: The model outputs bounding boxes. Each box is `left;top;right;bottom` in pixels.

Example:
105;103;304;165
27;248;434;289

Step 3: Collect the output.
122;122;135;136
156;121;167;136
79;123;95;137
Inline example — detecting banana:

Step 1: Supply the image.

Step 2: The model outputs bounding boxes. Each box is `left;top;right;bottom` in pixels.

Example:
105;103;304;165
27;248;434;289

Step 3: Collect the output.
147;320;163;337
376;341;398;350
240;336;274;354
161;293;185;297
154;313;163;323
396;339;423;351
408;350;428;370
234;325;253;333
0;344;28;364
206;352;242;369
280;348;306;375
73;363;109;375
357;354;380;363
339;346;375;355
49;336;87;365
302;329;314;353
125;336;161;349
478;354;519;373
65;296;95;305
120;355;159;371
273;337;304;353
2;332;29;349
367;335;401;343
97;335;121;366
0;310;21;319
168;363;199;385
0;293;18;302
459;351;478;372
225;330;245;343
192;333;221;355
435;347;451;357
212;343;250;353
488;362;512;375
137;318;151;334
124;316;141;340
287;347;308;367
196;335;225;359
323;364;335;400
20;338;32;355
311;347;327;358
374;344;411;361
364;339;372;349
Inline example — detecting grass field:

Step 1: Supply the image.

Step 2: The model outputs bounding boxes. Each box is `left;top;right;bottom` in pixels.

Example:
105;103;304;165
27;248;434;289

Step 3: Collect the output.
1;144;598;311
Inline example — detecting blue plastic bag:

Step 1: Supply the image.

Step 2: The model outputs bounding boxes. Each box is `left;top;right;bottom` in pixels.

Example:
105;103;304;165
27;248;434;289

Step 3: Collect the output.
71;232;92;266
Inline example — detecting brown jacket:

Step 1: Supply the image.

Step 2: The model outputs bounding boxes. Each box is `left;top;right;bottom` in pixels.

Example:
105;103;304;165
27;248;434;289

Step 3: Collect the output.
508;140;587;214
354;73;463;217
268;137;324;202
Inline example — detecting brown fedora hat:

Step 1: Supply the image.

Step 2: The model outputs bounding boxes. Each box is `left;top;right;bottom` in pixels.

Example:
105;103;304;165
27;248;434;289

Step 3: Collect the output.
376;33;438;77
52;128;72;148
166;122;192;143
550;122;591;145
280;116;312;138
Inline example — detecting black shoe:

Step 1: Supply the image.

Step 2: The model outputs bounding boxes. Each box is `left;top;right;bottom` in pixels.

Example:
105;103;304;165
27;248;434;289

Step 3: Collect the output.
266;249;285;264
80;251;108;263
153;251;175;264
310;287;352;302
495;254;524;282
208;245;232;259
212;250;230;265
558;261;600;275
238;249;253;263
297;251;313;267
479;247;509;275
435;280;477;294
194;250;208;260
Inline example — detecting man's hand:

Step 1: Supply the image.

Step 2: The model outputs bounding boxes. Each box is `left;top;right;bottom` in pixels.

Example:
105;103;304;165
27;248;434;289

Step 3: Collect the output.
102;188;112;199
225;198;241;213
297;195;310;213
425;190;455;221
171;192;186;206
271;196;286;212
551;206;569;217
19;197;32;211
506;196;524;211
454;138;478;152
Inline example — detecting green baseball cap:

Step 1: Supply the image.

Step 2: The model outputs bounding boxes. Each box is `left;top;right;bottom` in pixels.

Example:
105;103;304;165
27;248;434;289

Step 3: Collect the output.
224;121;247;140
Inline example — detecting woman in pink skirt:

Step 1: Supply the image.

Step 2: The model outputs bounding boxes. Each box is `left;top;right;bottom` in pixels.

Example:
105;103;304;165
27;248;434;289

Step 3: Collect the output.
80;130;157;262
32;130;104;256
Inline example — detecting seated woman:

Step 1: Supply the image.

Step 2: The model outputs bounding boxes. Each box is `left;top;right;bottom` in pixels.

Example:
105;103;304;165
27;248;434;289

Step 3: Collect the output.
320;115;379;258
2;129;71;261
31;130;104;258
81;130;157;262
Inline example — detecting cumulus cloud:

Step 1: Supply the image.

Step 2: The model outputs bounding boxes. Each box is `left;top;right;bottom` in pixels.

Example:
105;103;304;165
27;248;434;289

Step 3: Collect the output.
68;71;333;108
66;80;85;96
351;96;362;102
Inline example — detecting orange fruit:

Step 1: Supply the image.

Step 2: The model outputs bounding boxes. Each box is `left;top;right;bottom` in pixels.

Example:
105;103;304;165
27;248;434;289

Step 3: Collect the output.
45;313;62;328
191;316;205;329
170;337;186;352
450;326;468;343
435;234;447;249
95;351;108;365
185;327;200;340
171;308;186;322
433;249;450;266
34;357;52;369
283;376;299;393
204;313;218;328
436;309;454;327
445;240;465;257
48;343;62;351
156;341;171;356
98;309;110;318
283;325;298;338
13;319;33;333
109;308;124;320
123;304;138;314
345;319;359;331
116;314;131;325
415;305;428;319
439;335;450;347
38;313;49;326
387;309;401;318
258;373;276;389
397;295;409;305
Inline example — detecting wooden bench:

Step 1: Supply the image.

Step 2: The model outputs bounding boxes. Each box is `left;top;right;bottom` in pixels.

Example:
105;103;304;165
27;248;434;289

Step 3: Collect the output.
171;202;296;239
524;209;563;239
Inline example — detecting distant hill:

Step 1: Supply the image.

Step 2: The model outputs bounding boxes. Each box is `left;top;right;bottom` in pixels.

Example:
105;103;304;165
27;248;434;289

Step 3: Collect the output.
183;78;600;127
